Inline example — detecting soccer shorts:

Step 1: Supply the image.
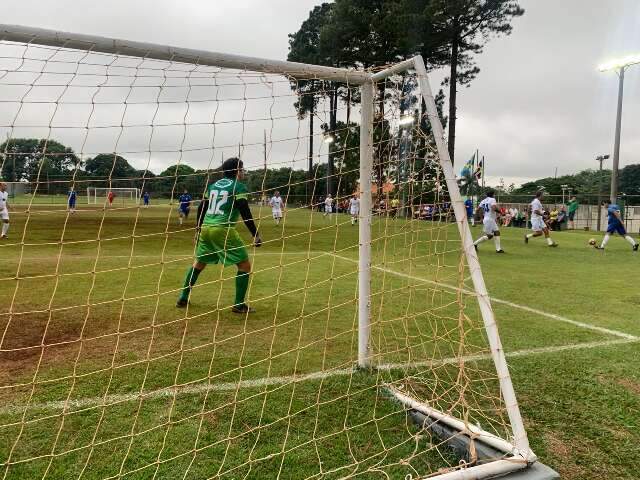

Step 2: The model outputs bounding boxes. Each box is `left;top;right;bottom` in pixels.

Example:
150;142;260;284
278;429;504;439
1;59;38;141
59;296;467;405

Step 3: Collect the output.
325;206;332;213
607;222;626;235
531;217;546;232
272;208;282;218
0;209;8;221
482;218;499;235
179;207;190;216
350;208;359;216
568;211;576;221
196;226;249;266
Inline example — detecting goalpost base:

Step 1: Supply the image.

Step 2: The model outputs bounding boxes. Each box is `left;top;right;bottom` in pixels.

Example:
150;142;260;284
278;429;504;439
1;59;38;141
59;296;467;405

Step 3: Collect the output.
407;409;560;479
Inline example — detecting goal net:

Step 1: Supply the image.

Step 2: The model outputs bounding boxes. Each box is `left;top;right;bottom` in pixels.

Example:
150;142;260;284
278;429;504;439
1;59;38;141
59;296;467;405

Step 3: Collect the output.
87;187;140;205
0;25;536;479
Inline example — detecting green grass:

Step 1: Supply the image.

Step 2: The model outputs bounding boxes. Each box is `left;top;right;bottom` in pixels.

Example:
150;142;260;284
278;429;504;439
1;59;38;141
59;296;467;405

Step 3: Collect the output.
0;203;639;479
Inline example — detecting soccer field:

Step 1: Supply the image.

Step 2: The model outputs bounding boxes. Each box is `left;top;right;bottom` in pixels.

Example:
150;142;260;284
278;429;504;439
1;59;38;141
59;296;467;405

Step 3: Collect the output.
1;204;639;479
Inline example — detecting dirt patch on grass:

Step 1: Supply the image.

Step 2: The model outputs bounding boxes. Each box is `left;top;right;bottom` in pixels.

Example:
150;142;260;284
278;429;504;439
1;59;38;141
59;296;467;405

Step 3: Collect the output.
616;378;640;396
543;431;588;480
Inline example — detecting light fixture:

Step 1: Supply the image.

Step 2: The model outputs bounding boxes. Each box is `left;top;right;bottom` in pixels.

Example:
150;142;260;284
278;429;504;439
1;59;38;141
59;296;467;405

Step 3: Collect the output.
323;135;335;144
597;54;640;72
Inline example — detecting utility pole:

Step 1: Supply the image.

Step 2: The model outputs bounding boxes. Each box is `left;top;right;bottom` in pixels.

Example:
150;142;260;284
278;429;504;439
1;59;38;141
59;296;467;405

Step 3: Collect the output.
595;154;610;232
610;67;624;203
598;54;639;202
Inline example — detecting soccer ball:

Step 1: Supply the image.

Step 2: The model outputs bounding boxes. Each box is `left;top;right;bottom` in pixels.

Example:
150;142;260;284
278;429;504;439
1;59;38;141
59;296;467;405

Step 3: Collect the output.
588;238;596;246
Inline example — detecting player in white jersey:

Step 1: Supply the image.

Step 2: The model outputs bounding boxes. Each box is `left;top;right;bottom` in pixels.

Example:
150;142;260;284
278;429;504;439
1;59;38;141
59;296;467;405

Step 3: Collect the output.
0;182;9;239
349;195;360;225
323;194;334;218
269;191;284;225
472;190;504;253
524;191;557;247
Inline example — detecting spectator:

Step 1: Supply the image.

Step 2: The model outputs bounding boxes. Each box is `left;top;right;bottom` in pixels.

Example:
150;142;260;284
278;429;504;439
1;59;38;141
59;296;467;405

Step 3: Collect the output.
549;206;559;231
567;196;578;229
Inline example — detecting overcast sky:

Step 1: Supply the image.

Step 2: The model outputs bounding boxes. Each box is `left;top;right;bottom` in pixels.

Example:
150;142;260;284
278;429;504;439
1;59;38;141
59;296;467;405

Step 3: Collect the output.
2;0;639;186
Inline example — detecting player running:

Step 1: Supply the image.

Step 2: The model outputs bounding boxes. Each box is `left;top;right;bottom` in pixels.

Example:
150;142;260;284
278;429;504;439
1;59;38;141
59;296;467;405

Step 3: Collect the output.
323;194;334;219
178;189;192;225
595;200;638;252
473;190;504;253
176;157;262;313
0;182;9;239
269;191;284;225
349;194;360;225
464;197;475;226
67;188;77;213
525;191;558;247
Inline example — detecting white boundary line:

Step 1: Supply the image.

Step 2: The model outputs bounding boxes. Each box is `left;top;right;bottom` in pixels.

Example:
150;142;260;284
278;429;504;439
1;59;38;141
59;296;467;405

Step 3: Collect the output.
329;253;638;341
1;337;635;415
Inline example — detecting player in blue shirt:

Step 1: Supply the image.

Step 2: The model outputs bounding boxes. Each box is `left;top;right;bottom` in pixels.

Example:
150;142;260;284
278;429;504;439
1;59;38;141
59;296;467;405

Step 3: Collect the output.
464;197;475;226
142;191;150;208
595;200;638;251
178;189;192;225
67;188;77;213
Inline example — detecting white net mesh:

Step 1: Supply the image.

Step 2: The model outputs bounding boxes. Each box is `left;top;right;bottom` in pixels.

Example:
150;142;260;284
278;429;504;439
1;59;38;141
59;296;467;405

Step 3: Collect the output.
0;29;527;479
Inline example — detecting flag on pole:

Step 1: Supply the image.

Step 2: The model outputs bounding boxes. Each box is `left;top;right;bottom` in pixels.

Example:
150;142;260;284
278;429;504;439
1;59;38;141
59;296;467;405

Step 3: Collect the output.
460;152;475;178
473;157;484;180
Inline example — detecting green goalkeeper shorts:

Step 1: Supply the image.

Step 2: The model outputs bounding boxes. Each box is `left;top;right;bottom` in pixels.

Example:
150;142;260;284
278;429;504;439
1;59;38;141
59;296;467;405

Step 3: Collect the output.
196;226;249;266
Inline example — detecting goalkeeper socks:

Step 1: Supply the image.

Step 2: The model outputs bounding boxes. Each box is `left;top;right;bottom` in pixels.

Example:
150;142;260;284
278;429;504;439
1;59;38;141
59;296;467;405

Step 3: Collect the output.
624;235;637;246
601;234;611;248
494;236;501;251
1;223;8;237
235;270;250;306
180;266;202;300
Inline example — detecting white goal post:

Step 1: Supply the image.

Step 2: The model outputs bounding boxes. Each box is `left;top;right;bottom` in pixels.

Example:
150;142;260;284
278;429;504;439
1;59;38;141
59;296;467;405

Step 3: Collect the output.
0;24;557;480
86;187;140;204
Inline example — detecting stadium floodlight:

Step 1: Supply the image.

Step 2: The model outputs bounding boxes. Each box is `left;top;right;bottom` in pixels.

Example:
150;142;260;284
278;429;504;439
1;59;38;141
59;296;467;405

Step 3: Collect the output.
598;53;640;203
597;54;640;72
398;115;415;126
0;23;560;480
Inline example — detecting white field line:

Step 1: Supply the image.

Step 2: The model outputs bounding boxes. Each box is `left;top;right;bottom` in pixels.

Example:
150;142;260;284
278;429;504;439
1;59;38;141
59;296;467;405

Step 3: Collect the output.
329;253;639;341
1;337;636;416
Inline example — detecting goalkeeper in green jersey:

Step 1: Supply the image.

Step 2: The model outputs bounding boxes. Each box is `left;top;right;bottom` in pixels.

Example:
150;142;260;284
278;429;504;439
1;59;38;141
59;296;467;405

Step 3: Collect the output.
177;157;262;313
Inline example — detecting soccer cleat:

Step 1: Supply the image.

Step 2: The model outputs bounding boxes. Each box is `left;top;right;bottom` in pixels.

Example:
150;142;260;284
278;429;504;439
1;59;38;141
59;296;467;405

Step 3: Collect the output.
524;235;528;244
232;304;255;314
549;243;559;248
633;244;639;252
176;298;189;308
496;249;505;254
474;244;478;252
595;246;604;250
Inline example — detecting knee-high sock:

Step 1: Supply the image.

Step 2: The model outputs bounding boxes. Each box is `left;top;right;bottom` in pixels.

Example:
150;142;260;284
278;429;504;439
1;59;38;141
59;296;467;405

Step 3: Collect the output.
180;266;202;300
601;234;611;248
474;235;489;246
624;235;637;246
494;236;501;251
546;236;554;245
235;271;250;306
1;223;8;237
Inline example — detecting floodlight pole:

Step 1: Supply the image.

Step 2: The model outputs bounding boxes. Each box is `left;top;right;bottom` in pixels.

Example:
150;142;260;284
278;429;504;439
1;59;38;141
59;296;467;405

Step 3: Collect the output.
610;66;625;203
595;154;609;232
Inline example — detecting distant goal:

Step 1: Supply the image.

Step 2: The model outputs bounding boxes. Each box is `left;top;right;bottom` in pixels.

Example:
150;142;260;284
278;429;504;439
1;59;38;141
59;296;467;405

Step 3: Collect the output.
86;187;140;205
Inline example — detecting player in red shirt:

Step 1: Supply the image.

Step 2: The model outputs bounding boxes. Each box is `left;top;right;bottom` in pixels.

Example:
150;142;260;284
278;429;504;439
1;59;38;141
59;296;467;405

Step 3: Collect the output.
107;191;115;206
